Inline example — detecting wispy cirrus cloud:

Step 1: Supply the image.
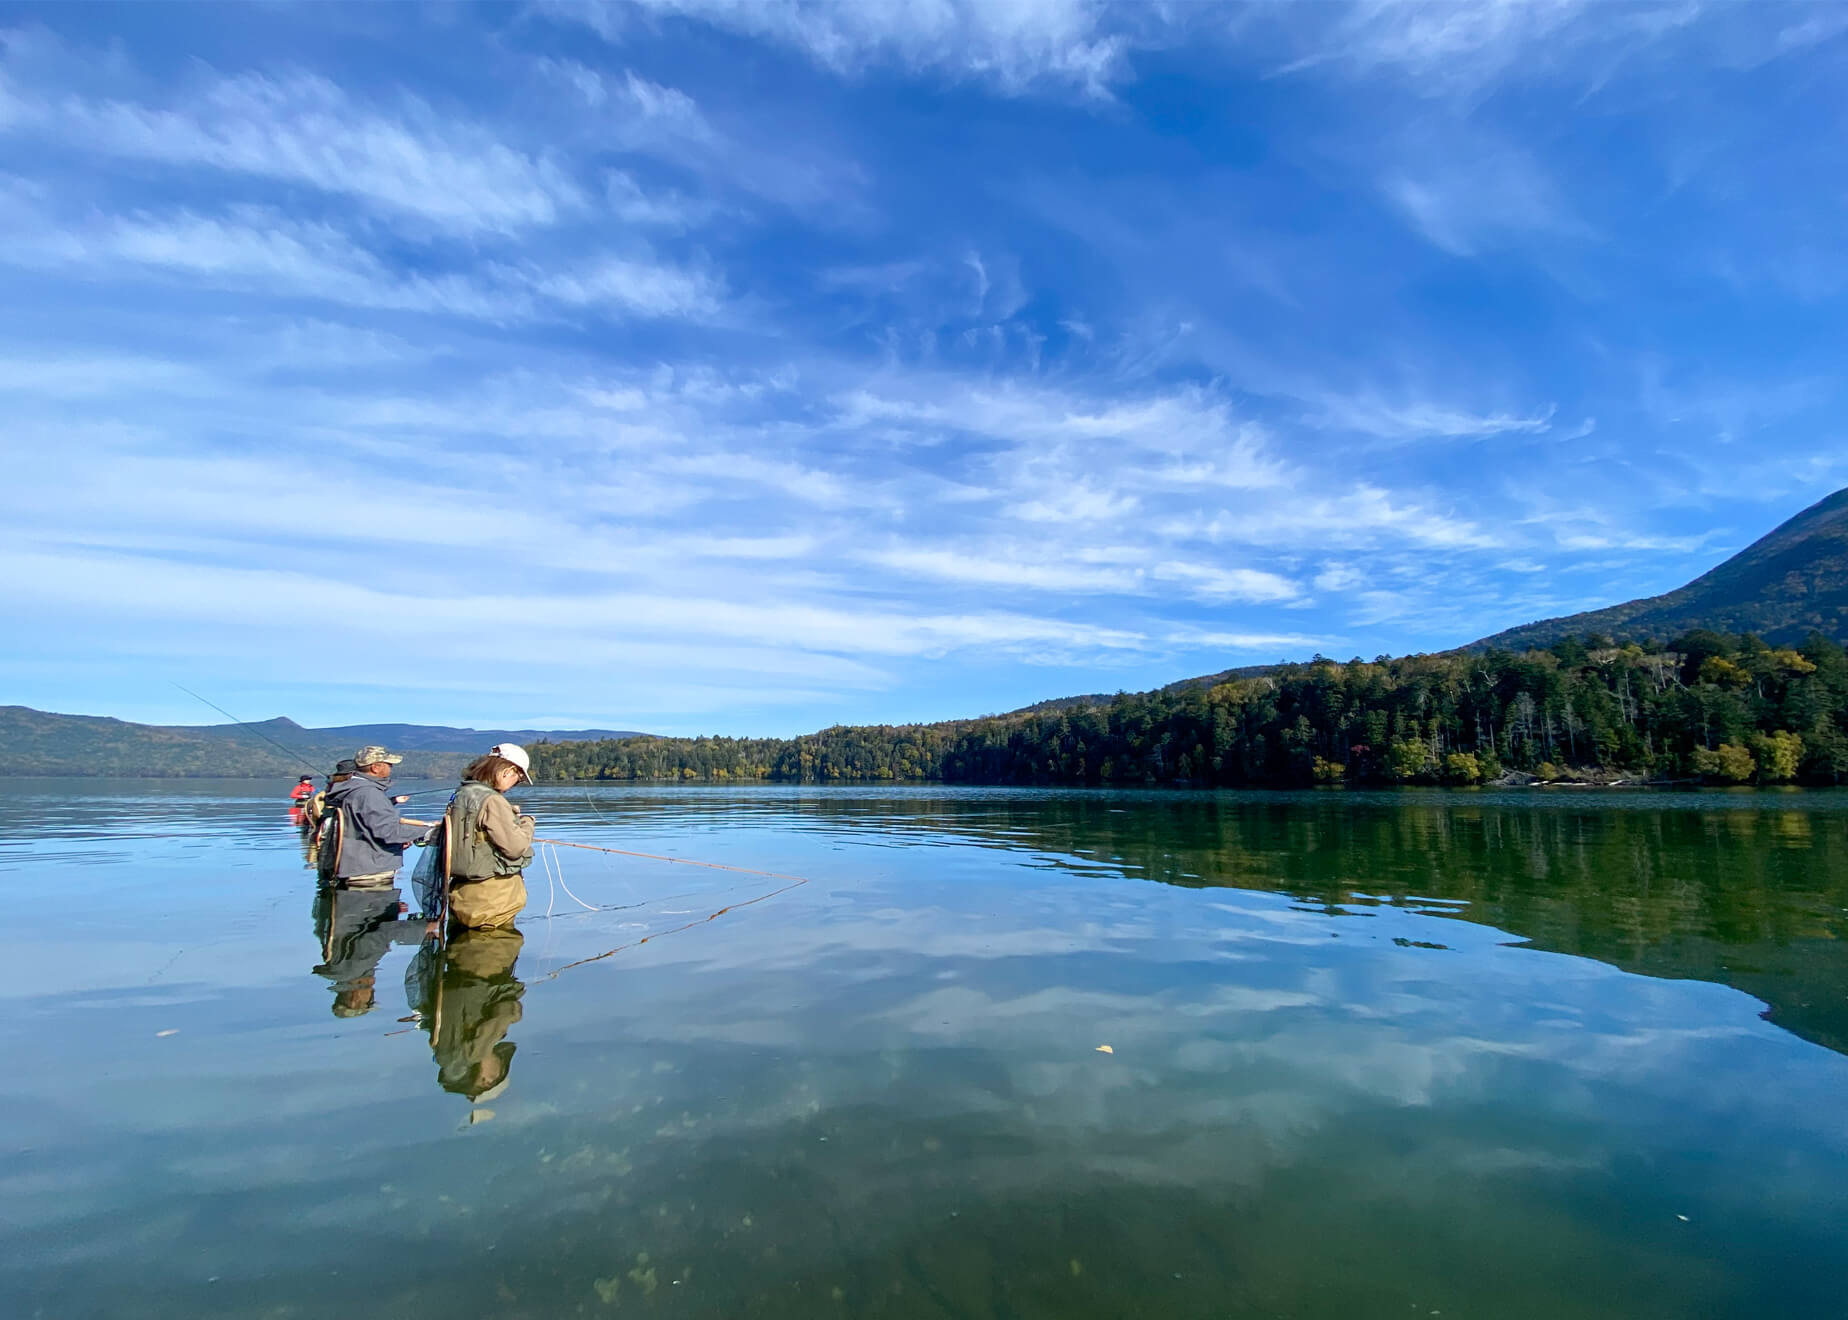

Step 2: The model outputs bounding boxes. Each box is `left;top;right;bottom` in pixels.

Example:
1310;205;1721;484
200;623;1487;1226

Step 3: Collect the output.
561;0;1145;96
1380;137;1589;256
0;197;726;323
1311;392;1554;441
1270;0;1699;93
0;38;583;233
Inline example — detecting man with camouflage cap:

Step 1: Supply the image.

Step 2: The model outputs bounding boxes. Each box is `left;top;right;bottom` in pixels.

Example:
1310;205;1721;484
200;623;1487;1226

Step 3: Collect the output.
323;745;429;888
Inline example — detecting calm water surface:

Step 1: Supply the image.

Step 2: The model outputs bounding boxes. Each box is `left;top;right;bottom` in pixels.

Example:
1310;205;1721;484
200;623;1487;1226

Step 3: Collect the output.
2;781;1846;1319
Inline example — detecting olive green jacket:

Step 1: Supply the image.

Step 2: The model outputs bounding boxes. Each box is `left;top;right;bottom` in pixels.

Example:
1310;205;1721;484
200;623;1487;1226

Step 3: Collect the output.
446;781;535;880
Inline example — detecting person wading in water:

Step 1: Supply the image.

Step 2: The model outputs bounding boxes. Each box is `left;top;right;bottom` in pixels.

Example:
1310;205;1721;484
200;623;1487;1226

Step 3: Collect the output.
324;745;427;889
443;744;536;929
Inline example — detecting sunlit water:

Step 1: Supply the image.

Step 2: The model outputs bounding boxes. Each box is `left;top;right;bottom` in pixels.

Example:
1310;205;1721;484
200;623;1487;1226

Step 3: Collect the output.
3;781;1846;1319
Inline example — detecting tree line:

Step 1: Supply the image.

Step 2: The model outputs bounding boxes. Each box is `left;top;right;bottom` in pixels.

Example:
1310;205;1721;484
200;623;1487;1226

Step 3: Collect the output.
529;630;1848;788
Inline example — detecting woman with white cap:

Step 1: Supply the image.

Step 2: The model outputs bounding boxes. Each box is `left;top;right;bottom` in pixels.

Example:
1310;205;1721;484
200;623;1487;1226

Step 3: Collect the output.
442;743;537;930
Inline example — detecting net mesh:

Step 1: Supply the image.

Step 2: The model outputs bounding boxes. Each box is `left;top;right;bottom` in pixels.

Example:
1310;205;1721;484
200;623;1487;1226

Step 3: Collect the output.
411;816;447;918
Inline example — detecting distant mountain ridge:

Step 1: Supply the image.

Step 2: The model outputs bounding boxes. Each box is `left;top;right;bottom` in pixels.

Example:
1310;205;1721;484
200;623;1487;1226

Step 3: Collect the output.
9;487;1846;776
1468;486;1848;652
0;706;645;778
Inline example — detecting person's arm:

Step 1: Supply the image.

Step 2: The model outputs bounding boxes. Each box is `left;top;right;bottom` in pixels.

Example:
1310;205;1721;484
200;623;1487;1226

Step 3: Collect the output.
350;781;427;848
478;792;535;858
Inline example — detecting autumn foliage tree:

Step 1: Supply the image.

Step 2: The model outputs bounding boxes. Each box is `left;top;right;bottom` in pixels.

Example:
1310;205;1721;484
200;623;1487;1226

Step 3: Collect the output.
530;631;1848;788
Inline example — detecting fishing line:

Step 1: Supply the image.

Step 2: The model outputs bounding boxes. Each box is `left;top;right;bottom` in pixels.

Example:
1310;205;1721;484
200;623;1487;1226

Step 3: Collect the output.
549;842;598;911
532;837;809;884
580;786;620;828
516;874;762;923
536;873;811;984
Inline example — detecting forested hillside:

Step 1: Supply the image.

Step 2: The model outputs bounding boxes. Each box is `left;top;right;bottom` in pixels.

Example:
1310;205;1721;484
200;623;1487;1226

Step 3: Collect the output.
532;629;1848;788
0;707;642;778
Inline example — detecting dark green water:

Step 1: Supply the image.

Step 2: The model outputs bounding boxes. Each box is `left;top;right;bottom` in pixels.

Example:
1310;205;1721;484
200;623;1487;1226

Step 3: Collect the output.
2;782;1845;1319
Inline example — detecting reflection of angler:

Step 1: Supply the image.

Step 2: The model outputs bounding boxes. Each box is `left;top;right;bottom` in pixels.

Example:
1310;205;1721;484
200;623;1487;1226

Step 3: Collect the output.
312;886;425;1018
405;928;526;1101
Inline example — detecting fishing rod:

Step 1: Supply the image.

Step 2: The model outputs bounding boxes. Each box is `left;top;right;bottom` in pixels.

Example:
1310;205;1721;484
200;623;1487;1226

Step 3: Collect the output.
173;683;461;793
172;682;326;776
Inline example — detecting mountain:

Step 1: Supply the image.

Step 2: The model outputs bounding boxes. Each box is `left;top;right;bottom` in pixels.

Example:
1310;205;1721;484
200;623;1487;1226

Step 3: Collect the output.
0;706;646;778
1005;488;1848;711
1470;486;1848;652
259;719;646;753
11;487;1846;777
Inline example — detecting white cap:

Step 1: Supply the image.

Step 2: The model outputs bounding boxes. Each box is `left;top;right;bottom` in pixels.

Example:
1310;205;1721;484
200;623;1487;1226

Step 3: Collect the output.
492;743;534;784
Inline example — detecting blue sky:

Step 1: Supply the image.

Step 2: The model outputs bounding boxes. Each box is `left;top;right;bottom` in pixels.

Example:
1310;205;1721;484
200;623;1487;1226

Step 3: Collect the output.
3;1;1845;736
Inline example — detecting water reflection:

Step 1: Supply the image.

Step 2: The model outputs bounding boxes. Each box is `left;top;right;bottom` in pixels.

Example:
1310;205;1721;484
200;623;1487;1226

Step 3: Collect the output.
520;786;1848;1055
405;927;526;1102
5;782;1848;1320
310;886;424;1018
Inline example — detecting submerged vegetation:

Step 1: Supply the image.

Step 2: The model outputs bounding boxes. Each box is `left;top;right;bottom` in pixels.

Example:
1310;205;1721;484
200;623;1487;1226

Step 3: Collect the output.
532;630;1848;788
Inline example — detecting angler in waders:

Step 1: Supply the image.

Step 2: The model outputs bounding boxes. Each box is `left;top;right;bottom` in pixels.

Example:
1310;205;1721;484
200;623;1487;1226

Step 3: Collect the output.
288;774;314;828
322;745;430;889
303;759;353;870
442;744;536;929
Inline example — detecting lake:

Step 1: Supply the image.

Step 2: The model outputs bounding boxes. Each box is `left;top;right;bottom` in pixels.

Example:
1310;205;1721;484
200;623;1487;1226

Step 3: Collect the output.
2;781;1846;1319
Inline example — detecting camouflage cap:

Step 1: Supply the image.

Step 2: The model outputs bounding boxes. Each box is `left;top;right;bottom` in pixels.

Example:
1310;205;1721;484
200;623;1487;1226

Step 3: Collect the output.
354;745;404;767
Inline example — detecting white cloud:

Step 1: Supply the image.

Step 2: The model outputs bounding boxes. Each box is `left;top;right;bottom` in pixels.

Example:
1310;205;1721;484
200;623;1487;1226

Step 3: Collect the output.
1313;394;1554;440
536;57;715;146
536;254;727;319
1382;141;1586;256
585;0;1140;95
838;379;1289;485
3;204;524;318
1173;485;1501;552
1163;629;1330;652
0;542;1148;666
861;545;1299;604
1273;0;1699;94
0;54;583;234
1281;0;1593;84
861;546;1139;594
1150;561;1300;604
605;170;718;228
0;199;725;323
1314;563;1365;592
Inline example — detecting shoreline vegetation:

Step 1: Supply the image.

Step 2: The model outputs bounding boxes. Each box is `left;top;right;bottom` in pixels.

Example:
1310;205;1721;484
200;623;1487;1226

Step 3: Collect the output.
530;630;1848;790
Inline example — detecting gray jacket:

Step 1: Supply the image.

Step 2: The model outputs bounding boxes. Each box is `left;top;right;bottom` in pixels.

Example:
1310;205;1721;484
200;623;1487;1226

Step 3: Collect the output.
326;773;426;879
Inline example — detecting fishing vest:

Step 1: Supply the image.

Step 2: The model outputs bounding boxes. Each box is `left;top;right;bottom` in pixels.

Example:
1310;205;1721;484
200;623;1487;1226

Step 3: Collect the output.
446;781;533;881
